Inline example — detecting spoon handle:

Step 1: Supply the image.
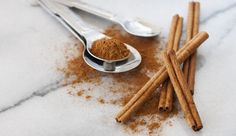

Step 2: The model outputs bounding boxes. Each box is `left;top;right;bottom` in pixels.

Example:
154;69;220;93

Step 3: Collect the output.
39;0;91;44
56;0;120;22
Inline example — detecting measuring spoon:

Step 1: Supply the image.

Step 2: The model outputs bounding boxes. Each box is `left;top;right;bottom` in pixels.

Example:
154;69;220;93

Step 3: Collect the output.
55;0;161;37
38;0;141;73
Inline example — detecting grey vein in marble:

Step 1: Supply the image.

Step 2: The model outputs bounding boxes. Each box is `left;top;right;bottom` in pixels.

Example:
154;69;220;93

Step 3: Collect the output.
201;2;236;24
0;79;64;114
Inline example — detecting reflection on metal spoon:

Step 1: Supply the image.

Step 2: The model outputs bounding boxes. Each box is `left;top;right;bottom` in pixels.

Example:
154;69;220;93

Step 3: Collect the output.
39;0;142;73
55;0;161;37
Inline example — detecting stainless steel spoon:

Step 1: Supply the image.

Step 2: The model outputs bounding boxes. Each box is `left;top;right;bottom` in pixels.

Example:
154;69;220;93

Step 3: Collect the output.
54;0;161;37
38;0;141;73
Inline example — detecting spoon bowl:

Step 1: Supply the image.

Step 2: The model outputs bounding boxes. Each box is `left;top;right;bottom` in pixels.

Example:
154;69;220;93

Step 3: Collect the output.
86;38;131;62
122;20;161;37
39;0;142;73
55;0;161;37
84;30;140;71
83;44;141;73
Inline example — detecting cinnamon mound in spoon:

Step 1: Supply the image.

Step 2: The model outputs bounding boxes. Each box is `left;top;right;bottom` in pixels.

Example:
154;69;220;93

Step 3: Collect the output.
90;38;130;60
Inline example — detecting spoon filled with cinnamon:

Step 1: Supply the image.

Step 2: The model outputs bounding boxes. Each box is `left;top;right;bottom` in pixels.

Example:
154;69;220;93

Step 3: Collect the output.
39;0;141;73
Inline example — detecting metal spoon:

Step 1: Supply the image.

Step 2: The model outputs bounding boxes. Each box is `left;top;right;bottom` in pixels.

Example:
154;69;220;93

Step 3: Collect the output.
38;0;141;73
54;0;161;37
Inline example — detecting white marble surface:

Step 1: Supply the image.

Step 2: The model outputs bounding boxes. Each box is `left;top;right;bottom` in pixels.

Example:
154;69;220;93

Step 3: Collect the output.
0;0;236;135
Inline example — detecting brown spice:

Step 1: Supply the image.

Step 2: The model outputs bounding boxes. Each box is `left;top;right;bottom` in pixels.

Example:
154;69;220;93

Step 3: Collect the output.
128;119;146;132
148;123;160;134
97;98;105;104
77;89;84;96
85;95;92;100
62;25;178;135
90;38;130;60
64;52;101;84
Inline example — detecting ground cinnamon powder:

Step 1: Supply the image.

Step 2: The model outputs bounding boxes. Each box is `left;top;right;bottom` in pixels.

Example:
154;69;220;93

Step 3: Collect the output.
90;38;130;60
62;25;179;135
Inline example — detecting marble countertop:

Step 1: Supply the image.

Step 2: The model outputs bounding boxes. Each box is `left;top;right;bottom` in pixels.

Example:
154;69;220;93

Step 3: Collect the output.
0;0;236;135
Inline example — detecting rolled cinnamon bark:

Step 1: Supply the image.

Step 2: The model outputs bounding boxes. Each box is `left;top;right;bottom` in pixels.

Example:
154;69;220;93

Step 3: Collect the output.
186;2;195;41
158;15;180;112
164;81;174;111
165;17;183;111
173;17;183;51
162;51;196;130
183;2;195;80
168;50;202;131
192;2;200;36
167;14;179;50
115;32;209;123
188;2;200;94
158;82;168;111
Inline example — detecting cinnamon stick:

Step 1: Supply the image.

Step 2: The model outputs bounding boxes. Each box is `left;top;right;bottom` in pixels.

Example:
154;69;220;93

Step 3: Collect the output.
158;82;167;112
162;51;196;130
186;2;195;42
165;17;183;111
167;15;179;50
168;50;202;131
173;17;183;51
188;2;200;94
116;32;209;123
158;15;180;112
192;2;200;36
164;81;174;111
183;2;195;80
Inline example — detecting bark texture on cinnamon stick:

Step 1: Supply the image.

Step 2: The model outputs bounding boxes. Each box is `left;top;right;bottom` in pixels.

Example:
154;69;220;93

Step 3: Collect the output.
183;2;194;80
188;2;200;94
162;51;196;130
158;82;167;112
115;32;209;123
158;15;183;112
183;2;200;94
165;16;183;112
164;50;202;131
158;15;178;112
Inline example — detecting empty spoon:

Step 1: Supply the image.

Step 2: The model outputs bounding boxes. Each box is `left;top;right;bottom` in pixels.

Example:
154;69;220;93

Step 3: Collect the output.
38;0;141;73
54;0;161;37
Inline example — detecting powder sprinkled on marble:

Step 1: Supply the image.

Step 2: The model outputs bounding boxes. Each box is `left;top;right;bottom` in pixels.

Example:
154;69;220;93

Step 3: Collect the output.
61;25;178;135
85;95;92;100
97;98;105;104
77;89;84;96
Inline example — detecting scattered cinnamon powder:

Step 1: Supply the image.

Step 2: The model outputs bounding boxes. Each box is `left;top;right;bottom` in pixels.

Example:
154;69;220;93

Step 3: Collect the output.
77;89;84;96
85;95;92;100
90;38;130;60
148;123;160;134
97;98;105;104
61;25;178;135
128;119;146;132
